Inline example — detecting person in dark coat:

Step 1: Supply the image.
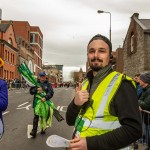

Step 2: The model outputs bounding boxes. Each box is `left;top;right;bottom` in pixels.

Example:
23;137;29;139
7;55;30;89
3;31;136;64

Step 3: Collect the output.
133;74;143;98
138;72;150;150
30;72;54;138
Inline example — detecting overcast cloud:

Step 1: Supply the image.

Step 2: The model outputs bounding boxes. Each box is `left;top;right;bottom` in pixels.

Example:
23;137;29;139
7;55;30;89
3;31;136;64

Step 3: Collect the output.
1;0;150;80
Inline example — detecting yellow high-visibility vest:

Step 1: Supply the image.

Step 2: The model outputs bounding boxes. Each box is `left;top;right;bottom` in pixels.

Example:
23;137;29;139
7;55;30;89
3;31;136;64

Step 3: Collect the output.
75;71;135;138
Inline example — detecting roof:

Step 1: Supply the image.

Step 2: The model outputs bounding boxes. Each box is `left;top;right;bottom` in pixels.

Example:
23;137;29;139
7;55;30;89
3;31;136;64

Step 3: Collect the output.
139;19;150;29
0;23;10;32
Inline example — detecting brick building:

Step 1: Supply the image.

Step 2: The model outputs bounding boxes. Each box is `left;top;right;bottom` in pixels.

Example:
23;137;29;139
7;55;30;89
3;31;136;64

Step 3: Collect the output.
73;68;86;82
0;22;18;80
123;13;150;77
43;64;63;83
115;48;123;73
30;26;43;76
2;21;43;77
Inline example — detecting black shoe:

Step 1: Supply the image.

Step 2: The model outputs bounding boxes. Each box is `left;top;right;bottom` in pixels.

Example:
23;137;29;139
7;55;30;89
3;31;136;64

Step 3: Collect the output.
40;129;46;134
30;130;36;138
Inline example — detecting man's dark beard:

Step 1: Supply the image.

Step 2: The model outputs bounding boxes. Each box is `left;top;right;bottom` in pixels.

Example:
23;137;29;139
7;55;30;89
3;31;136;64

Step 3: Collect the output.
90;66;102;72
90;58;103;72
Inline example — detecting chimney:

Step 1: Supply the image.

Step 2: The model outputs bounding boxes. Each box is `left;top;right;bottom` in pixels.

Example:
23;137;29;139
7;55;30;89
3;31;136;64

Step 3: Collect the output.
0;8;2;23
131;13;139;19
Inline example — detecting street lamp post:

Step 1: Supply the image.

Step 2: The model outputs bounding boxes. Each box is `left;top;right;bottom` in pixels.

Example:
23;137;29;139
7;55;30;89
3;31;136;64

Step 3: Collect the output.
97;10;111;42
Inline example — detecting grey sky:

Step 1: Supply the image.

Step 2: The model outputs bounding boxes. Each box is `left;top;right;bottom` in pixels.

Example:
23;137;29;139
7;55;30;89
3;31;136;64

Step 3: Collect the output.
1;0;150;80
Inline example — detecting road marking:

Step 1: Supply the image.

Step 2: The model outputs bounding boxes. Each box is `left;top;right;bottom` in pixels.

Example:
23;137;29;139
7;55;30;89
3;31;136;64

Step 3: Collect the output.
3;111;10;115
57;106;61;110
16;104;31;110
57;106;67;112
18;102;29;107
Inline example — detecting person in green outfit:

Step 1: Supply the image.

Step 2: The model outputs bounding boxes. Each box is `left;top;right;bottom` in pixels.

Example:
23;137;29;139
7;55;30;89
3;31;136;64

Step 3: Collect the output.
29;72;54;138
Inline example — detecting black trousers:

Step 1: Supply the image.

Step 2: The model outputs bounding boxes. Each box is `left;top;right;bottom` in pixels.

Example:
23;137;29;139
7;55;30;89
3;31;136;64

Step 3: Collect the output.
32;114;39;132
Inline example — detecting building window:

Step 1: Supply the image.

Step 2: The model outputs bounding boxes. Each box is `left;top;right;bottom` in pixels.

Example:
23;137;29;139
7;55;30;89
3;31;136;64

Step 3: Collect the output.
10;71;11;79
5;50;7;60
13;54;15;64
4;70;6;79
8;38;13;45
12;72;14;79
130;33;134;53
8;51;9;61
127;31;137;55
22;41;25;47
30;33;35;43
11;53;12;63
7;70;9;80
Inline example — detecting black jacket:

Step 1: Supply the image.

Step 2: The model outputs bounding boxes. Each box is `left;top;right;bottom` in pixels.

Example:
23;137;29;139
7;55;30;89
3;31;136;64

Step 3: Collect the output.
30;80;54;107
66;66;142;150
138;85;150;125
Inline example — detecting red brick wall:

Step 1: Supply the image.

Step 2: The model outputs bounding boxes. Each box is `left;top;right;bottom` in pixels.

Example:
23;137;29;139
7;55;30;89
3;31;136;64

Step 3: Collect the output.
0;24;18;80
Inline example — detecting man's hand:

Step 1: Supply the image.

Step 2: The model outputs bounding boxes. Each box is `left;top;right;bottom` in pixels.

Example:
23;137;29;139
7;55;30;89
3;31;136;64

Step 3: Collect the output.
41;97;46;102
139;106;142;111
74;83;89;106
37;87;43;92
68;137;87;150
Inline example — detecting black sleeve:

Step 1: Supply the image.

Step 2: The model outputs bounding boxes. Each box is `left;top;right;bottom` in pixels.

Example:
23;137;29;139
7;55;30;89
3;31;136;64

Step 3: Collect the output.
29;86;37;95
45;83;54;100
138;90;150;110
86;80;142;150
66;99;81;126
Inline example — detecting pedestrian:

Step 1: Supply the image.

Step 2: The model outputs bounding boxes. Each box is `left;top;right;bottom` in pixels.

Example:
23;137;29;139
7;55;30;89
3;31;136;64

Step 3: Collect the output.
66;34;142;150
29;71;54;138
0;58;8;139
133;74;143;98
138;72;150;150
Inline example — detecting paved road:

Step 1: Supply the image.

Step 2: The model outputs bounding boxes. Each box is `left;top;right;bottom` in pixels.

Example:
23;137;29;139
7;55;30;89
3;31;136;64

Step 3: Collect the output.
1;87;75;150
1;87;148;150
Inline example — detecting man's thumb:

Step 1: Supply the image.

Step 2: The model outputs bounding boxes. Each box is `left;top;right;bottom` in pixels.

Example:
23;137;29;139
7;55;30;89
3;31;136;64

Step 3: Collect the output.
76;83;82;91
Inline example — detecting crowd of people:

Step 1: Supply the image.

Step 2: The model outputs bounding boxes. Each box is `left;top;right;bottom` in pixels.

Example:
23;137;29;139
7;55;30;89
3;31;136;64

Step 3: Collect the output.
6;78;28;90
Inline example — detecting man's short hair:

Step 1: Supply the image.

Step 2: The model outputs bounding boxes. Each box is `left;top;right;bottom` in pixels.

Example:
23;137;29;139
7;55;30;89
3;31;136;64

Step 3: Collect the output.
140;72;150;84
87;34;112;54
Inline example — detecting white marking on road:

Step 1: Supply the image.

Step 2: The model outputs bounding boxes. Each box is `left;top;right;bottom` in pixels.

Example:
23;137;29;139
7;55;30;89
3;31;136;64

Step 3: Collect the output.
57;106;67;112
57;106;61;110
18;102;29;107
60;106;67;112
16;104;31;110
3;111;10;115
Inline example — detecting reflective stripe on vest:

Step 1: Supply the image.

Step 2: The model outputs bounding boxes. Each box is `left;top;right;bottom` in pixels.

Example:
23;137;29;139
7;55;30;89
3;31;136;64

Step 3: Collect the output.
84;117;120;130
83;73;121;130
96;73;120;118
76;71;135;138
